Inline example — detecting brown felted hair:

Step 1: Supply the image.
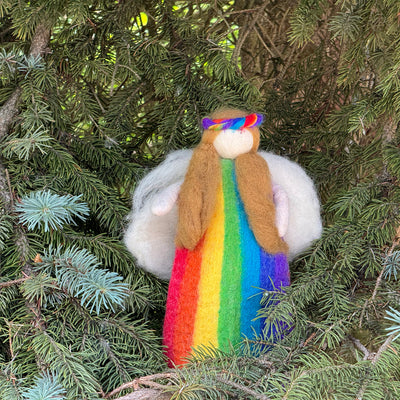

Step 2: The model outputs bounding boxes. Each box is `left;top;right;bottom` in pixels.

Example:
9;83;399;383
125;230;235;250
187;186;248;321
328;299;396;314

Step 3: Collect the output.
235;151;288;254
175;143;221;250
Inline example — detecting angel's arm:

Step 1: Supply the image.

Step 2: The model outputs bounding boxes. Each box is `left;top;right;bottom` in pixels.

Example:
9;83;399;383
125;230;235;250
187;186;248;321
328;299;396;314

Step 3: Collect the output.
151;181;183;216
273;184;289;238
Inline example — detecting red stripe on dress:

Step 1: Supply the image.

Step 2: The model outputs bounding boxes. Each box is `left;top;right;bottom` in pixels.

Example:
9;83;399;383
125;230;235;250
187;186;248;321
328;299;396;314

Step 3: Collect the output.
163;247;189;365
171;237;205;366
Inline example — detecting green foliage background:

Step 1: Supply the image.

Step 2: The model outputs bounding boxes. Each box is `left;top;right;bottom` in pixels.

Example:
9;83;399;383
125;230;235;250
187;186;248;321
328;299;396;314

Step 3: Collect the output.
1;0;400;399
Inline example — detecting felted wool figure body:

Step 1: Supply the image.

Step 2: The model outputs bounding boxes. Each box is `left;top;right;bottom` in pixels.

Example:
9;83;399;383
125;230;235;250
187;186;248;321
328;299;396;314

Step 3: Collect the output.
124;109;322;367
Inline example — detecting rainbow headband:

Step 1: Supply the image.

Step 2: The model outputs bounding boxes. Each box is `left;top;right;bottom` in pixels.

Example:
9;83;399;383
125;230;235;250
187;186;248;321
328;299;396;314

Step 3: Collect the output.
202;113;264;131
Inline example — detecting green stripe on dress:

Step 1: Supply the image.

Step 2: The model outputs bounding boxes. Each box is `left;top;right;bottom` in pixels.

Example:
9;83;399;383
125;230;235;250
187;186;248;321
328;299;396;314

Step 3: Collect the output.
218;159;243;350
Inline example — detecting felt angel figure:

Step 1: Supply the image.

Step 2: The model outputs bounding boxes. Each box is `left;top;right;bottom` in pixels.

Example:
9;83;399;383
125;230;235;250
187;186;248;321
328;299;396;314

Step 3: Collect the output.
124;109;322;366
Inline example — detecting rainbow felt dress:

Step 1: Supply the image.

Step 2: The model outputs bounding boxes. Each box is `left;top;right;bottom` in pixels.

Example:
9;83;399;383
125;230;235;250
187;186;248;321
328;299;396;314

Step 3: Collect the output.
163;158;290;366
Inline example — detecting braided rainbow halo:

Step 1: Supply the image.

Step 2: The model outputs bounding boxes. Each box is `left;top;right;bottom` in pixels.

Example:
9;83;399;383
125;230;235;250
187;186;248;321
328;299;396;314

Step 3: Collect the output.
202;113;264;131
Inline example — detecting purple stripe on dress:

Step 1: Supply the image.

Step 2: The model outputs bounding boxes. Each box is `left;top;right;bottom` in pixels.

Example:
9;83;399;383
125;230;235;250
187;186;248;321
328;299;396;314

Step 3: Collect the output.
259;250;291;342
272;253;290;291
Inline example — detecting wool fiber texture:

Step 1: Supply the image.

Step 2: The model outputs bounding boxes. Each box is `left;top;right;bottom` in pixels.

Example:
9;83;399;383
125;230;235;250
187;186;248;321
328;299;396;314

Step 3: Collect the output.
236;152;288;254
202;108;260;151
260;151;323;259
124;149;322;280
124;110;322;366
175;143;221;250
124;150;192;280
163;159;290;366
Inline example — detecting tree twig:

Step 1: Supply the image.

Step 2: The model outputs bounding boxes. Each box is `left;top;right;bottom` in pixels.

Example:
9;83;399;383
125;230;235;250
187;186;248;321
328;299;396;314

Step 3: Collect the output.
215;375;271;400
0;277;30;289
105;373;176;399
349;335;370;360
356;334;396;399
110;63;119;97
113;389;171;400
0;23;51;140
255;21;283;59
372;333;395;365
231;0;271;68
360;228;400;327
0;88;22;139
0;161;12;210
5;168;13;209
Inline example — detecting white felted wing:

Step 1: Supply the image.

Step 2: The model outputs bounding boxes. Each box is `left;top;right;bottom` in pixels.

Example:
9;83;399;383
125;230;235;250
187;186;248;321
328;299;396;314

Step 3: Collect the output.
124;149;322;280
259;151;323;261
123;150;192;280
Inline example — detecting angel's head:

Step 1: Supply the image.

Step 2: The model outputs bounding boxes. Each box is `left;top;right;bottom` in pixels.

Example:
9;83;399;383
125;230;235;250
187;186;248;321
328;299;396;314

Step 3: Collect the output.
176;107;286;252
201;108;263;159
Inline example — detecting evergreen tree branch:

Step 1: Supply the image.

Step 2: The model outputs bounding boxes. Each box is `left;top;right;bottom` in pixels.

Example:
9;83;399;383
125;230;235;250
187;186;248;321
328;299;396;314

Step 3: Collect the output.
255;21;283;59
370;230;400;302
371;333;395;365
107;370;273;400
0;23;51;221
359;227;400;326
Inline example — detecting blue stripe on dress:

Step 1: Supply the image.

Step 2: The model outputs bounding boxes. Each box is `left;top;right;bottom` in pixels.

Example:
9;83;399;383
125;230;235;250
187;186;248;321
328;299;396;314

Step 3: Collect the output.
231;166;262;339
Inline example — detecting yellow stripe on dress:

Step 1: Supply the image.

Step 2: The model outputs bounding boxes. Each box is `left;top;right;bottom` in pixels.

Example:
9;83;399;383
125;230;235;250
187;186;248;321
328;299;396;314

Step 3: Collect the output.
192;182;225;351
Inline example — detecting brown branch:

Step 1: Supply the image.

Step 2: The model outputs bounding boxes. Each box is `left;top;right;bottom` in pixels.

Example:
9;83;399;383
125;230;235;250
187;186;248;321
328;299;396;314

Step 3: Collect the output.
359;228;400;327
215;375;271;400
231;0;271;67
28;24;51;59
0;277;30;289
4;168;13;209
371;233;400;302
302;332;317;348
356;334;396;400
253;25;275;58
0;161;12;210
106;370;272;400
372;333;395;365
105;373;175;399
0;88;22;139
109;63;119;97
349;336;370;360
255;21;283;59
113;389;171;400
0;23;50;140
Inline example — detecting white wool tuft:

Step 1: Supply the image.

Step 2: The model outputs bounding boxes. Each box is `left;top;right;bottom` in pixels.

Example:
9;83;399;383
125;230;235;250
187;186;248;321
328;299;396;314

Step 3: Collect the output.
124;202;178;280
131;149;192;215
259;151;323;260
123;150;192;280
123;149;323;280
